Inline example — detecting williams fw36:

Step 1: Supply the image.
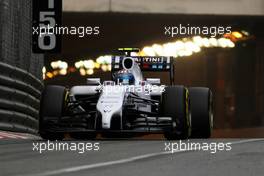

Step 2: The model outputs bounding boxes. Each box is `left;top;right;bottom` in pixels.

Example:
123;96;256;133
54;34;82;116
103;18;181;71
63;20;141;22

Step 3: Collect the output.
39;49;213;140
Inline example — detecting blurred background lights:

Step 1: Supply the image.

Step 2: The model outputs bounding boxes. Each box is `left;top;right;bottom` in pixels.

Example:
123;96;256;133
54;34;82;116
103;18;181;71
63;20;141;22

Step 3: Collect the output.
86;69;94;75
142;47;156;56
209;38;218;47
44;31;245;79
51;60;68;69
96;55;112;64
231;31;243;39
83;60;95;69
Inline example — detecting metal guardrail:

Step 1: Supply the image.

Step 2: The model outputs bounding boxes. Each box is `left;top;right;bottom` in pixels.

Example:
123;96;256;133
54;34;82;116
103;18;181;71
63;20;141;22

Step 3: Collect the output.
0;61;43;134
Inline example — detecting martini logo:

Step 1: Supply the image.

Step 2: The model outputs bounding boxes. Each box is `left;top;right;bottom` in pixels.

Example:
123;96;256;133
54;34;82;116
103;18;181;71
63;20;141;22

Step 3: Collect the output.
143;57;164;63
129;57;164;63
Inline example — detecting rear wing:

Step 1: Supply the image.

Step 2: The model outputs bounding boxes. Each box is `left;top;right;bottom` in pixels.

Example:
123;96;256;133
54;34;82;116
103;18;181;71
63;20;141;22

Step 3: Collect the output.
111;56;172;71
111;56;175;84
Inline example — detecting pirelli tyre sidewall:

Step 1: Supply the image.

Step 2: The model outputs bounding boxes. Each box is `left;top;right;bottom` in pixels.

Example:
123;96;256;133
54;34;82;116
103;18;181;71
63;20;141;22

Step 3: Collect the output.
39;85;66;140
189;87;213;138
162;86;191;140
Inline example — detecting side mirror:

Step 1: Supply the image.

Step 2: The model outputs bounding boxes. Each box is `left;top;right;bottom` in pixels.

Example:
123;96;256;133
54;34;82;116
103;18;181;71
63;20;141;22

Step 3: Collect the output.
146;78;161;85
87;78;101;85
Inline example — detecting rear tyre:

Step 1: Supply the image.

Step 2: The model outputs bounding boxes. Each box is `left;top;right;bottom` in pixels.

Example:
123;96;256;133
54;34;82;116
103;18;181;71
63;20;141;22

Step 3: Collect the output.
39;85;66;140
162;86;191;140
189;87;213;138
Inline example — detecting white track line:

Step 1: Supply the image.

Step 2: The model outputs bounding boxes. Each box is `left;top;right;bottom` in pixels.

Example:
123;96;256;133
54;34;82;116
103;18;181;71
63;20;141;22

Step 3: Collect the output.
19;138;264;176
230;138;264;145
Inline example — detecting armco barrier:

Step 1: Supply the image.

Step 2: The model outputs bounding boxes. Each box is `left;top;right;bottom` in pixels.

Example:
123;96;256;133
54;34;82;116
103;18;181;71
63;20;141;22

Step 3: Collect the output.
0;61;43;134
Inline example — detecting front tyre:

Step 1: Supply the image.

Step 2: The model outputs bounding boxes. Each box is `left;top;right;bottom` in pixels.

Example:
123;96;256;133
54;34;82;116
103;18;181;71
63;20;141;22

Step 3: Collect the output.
39;85;66;140
189;87;213;138
162;86;191;140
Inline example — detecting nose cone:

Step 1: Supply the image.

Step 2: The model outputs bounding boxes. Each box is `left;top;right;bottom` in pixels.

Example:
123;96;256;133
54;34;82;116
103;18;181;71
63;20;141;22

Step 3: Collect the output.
102;113;111;129
96;86;126;129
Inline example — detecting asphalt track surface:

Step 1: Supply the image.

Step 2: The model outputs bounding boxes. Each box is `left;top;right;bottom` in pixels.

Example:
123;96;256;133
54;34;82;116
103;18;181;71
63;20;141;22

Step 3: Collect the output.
0;138;263;176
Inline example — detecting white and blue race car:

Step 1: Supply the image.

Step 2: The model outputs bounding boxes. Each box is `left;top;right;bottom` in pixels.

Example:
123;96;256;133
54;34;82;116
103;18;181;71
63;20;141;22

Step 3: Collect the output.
39;48;213;140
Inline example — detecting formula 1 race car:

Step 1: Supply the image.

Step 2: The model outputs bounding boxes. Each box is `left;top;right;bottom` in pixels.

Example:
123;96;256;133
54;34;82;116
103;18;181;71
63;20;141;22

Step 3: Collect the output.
39;48;213;140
